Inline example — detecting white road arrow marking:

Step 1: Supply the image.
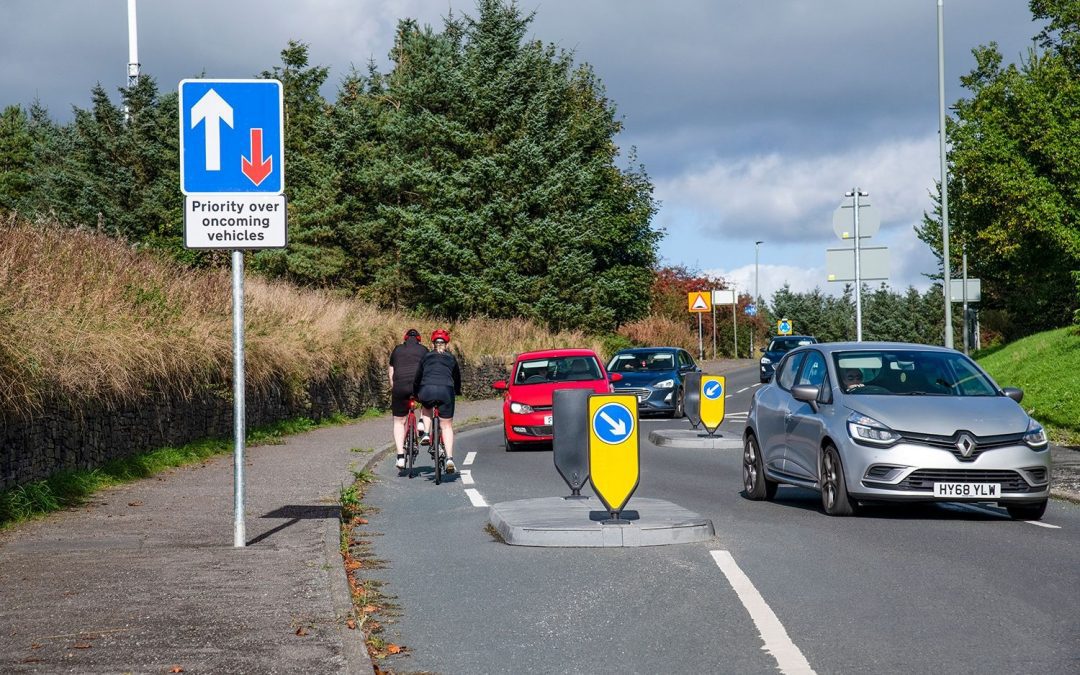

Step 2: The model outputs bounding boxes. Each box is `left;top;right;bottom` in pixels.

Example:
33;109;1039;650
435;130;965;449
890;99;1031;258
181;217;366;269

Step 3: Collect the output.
599;410;626;437
190;88;233;171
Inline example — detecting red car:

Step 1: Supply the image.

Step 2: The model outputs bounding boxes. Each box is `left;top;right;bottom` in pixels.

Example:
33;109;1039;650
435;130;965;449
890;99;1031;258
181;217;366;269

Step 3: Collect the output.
492;348;621;451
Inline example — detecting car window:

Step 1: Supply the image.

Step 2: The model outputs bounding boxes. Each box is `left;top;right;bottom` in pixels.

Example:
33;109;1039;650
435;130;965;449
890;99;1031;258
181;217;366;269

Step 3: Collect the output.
796;351;827;387
777;352;806;390
609;352;675;372
832;349;998;396
768;337;817;353
679;351;695;368
515;356;602;384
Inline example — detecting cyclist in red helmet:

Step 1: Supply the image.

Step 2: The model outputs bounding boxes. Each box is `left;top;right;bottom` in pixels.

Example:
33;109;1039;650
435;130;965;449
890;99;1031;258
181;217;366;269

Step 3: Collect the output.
413;329;462;474
389;328;428;469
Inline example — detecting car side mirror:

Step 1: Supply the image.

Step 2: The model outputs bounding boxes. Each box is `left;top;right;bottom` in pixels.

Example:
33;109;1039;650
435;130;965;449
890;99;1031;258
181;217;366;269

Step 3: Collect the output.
1002;387;1023;403
760;347;767;354
791;384;820;405
609;372;623;382
492;380;508;391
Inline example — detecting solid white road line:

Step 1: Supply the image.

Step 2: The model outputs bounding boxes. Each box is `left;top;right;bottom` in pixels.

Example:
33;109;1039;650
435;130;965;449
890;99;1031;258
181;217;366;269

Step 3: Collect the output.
956;503;1060;529
737;387;749;394
464;451;477;466
710;550;815;675
459;470;475;486
464;488;488;507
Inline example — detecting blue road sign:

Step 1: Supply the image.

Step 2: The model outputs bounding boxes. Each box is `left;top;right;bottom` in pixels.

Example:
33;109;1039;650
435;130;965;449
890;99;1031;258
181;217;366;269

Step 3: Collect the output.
180;79;284;194
703;380;723;400
778;319;792;335
591;402;635;445
745;304;757;317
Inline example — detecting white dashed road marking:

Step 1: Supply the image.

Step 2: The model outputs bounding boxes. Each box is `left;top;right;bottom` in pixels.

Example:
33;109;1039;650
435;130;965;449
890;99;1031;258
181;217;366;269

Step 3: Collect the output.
955;503;1060;529
737;387;749;394
459;470;475;486
464;488;488;507
464;451;477;466
710;550;815;674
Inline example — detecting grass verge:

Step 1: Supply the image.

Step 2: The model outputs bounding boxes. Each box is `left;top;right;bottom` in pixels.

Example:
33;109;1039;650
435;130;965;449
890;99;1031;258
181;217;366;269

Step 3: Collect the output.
0;413;362;528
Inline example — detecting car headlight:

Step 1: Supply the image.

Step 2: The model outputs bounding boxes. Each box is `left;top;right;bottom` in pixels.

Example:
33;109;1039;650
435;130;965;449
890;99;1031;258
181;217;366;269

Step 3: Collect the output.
509;402;534;414
654;378;675;389
1023;419;1048;449
847;412;901;446
760;357;772;365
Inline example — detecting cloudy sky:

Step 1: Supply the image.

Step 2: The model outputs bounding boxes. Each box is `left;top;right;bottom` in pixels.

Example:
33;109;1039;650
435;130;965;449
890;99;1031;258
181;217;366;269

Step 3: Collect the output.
1;1;1042;303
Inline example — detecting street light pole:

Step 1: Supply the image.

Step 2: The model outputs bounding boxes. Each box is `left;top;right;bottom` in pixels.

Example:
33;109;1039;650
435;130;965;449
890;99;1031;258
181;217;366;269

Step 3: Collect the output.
845;189;868;341
937;0;954;348
754;240;763;356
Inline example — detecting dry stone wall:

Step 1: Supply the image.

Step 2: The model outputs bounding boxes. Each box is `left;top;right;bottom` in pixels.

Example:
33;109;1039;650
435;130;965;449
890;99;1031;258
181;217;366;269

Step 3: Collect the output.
0;356;510;492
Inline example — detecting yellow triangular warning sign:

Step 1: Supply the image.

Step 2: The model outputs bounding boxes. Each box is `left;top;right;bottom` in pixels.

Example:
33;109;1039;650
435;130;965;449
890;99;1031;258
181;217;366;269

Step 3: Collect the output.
691;294;708;310
688;292;711;312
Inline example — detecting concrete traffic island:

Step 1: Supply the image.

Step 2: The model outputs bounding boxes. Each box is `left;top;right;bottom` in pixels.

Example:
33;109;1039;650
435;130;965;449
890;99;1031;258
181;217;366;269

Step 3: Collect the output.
489;496;715;547
649;428;743;449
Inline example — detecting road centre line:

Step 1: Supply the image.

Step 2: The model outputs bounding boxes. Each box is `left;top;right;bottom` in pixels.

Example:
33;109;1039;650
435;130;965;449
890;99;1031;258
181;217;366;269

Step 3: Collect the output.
464;488;488;507
955;503;1060;529
459;470;475;486
737;387;749;394
464;451;477;466
710;550;815;675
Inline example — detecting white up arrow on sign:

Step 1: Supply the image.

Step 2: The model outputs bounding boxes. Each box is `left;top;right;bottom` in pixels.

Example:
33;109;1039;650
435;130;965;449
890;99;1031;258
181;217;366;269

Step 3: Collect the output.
190;88;233;172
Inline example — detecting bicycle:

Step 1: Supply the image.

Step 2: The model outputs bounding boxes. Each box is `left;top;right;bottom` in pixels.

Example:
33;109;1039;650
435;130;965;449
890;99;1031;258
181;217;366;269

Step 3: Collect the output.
403;397;420;478
427;399;448;485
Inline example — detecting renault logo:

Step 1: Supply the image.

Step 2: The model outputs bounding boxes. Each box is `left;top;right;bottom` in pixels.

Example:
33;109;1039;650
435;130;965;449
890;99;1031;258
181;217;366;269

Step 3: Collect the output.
956;433;977;458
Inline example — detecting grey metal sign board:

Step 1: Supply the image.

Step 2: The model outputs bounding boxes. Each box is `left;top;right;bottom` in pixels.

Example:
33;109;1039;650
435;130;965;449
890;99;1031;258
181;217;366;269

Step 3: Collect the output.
712;289;736;305
826;246;889;282
552;388;591;496
832;202;880;240
949;278;982;302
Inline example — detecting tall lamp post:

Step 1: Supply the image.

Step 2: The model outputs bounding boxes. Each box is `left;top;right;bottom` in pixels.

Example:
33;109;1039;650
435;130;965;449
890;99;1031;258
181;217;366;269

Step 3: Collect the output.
937;0;954;348
753;240;763;355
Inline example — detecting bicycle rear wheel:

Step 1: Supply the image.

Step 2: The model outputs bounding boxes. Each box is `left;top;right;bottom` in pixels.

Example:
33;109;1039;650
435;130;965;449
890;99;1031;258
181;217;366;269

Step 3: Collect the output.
432;416;442;485
404;414;417;478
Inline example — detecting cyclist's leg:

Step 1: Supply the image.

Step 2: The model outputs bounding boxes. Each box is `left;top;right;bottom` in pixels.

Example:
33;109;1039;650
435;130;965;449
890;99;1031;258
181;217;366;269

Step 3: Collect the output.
419;405;434;446
441;395;456;473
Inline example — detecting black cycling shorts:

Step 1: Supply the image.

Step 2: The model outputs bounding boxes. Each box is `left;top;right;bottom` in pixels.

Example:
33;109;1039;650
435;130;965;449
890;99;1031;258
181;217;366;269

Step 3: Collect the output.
390;387;415;417
417;384;456;419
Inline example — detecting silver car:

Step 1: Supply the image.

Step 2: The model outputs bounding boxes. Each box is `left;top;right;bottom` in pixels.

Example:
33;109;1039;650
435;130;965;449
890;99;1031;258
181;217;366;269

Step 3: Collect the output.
743;342;1051;519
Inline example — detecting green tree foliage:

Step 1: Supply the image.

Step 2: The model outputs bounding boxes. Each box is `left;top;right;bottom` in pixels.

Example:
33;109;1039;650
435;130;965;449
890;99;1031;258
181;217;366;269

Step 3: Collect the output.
0;105;33;211
917;1;1080;337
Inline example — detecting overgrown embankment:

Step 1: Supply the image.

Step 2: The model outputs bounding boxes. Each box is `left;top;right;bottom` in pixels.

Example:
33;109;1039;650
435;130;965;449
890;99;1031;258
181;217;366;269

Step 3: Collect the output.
0;219;603;492
977;326;1080;445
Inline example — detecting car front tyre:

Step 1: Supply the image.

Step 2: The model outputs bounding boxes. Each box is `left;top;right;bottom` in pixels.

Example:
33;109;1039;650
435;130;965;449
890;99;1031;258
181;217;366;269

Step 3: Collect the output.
742;433;777;500
821;444;856;516
504;432;520;452
671;389;685;418
1006;500;1047;521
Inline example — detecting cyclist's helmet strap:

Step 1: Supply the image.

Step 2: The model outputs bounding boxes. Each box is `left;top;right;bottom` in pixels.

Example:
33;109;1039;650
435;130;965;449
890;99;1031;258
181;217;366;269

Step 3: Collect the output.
431;329;450;344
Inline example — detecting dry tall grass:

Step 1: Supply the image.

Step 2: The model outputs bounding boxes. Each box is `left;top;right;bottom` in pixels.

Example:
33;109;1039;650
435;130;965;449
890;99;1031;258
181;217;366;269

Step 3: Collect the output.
617;315;697;352
0;218;605;417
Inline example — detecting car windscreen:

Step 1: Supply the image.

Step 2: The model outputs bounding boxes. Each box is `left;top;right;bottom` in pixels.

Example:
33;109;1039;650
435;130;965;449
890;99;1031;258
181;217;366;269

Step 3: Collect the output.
768;338;815;353
832;350;998;396
608;352;676;372
514;356;603;384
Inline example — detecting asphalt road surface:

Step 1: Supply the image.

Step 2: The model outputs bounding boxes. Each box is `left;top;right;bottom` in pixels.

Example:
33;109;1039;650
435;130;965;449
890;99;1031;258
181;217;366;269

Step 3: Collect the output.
362;365;1080;674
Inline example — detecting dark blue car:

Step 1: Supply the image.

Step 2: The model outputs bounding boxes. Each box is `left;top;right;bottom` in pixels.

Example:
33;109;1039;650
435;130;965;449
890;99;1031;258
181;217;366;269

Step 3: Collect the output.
759;335;818;382
607;347;700;417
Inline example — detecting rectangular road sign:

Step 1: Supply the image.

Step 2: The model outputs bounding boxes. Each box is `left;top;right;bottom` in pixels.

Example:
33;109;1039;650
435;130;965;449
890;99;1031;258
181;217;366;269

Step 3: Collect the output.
180;79;284;195
588;394;640;516
825;246;889;282
699;376;726;433
185;195;287;249
949;278;982;302
712;289;736;305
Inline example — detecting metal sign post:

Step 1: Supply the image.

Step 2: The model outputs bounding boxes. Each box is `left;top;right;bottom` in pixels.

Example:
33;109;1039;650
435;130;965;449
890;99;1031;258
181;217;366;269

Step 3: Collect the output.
179;79;286;547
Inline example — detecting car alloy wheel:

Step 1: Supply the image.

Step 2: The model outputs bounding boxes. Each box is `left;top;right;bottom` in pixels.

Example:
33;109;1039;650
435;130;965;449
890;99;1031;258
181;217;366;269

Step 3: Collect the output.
672;388;685;418
821;444;855;516
742;434;777;500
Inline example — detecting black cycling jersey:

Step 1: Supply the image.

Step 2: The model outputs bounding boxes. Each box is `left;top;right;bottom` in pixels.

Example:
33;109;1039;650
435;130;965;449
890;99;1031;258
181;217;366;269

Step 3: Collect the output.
390;339;428;394
413;350;461;395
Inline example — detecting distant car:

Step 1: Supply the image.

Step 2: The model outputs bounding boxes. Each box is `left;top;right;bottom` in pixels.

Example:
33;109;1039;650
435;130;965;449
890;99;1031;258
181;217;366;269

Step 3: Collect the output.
492;349;619;451
760;335;818;382
607;347;700;417
743;341;1051;519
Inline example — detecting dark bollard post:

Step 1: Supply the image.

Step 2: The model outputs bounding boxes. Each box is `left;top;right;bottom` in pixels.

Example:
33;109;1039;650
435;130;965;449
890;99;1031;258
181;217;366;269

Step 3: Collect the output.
684;372;702;429
553;388;591;499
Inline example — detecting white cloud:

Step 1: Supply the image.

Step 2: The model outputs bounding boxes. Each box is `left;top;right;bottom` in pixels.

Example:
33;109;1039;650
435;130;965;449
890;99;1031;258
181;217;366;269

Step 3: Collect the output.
703;263;825;305
655;135;940;243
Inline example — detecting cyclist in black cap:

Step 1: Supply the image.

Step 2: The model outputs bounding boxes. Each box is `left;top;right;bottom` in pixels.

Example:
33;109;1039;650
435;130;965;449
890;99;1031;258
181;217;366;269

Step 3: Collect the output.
389;328;428;469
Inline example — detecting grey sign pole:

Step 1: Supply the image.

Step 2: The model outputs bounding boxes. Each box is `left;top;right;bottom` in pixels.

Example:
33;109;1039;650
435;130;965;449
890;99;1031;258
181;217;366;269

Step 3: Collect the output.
711;300;717;360
962;247;969;355
232;250;246;547
845;188;869;341
732;296;738;359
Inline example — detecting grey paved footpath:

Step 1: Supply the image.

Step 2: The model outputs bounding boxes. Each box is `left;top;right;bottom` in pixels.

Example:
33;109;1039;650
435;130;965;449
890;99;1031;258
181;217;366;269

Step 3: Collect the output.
0;398;502;674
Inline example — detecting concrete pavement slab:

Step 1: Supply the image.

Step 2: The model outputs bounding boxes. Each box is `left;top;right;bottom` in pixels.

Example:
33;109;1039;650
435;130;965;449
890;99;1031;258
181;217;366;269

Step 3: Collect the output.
648;428;743;449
